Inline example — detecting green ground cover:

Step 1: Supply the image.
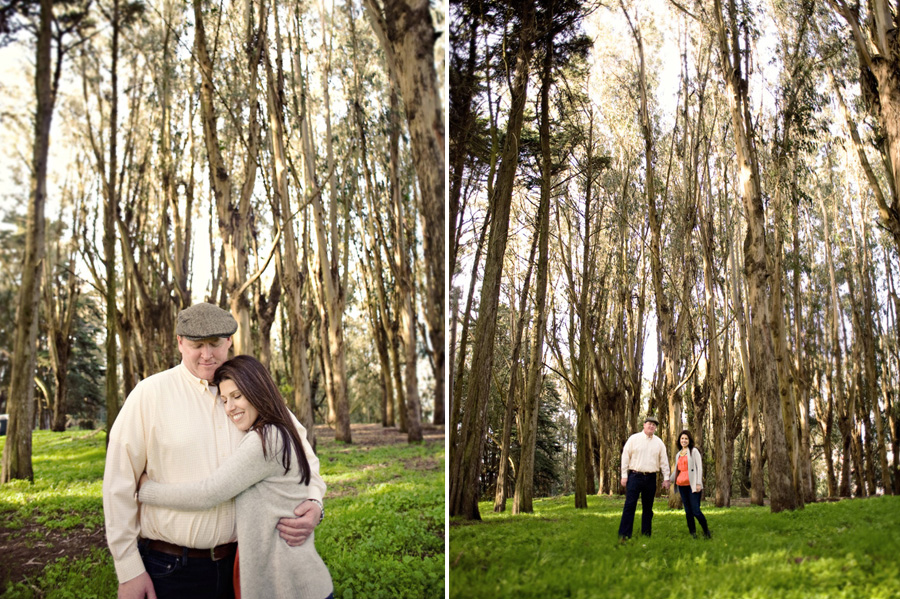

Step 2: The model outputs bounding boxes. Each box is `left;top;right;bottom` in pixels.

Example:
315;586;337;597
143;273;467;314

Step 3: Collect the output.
0;428;444;599
449;494;900;599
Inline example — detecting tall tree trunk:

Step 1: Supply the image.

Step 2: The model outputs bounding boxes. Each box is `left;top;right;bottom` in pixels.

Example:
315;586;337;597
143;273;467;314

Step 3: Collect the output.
728;207;764;504
494;238;537;512
714;0;797;512
700;180;728;506
264;8;316;448
1;0;53;482
449;0;536;519
364;0;445;430
45;226;80;432
792;199;816;502
192;0;259;355
103;0;122;442
514;25;553;513
830;0;900;254
820;192;851;496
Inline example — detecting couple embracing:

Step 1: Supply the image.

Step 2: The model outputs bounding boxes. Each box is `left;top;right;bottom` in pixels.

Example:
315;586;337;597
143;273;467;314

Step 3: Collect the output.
104;303;333;599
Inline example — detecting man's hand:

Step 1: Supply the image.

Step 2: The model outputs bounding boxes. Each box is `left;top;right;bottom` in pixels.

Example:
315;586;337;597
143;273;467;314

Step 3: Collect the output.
620;477;628;488
118;572;156;599
662;480;671;490
276;500;322;547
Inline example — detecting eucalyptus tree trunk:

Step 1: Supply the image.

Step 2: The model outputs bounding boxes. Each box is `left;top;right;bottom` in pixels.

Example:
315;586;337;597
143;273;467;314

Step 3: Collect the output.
264;6;316;448
450;13;480;282
495;239;537;512
820;192;852;496
103;0;122;439
159;0;191;314
573;106;603;508
1;0;53;482
771;189;803;507
291;13;351;444
854;203;892;494
450;211;490;451
513;27;553;514
449;0;536;520
192;0;259;355
364;0;445;425
714;0;797;512
792;199;816;502
728;208;764;505
830;0;900;253
699;182;728;506
44;223;80;432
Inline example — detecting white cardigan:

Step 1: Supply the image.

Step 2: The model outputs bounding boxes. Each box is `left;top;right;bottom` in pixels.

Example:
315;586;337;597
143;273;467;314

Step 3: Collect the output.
669;446;704;493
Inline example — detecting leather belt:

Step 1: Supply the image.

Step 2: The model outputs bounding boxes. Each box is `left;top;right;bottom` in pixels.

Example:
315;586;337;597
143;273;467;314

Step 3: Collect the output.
629;470;656;475
141;538;237;561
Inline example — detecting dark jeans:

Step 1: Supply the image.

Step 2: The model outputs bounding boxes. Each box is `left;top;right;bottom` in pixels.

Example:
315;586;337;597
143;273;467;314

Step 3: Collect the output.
139;542;235;599
618;471;656;538
677;484;710;536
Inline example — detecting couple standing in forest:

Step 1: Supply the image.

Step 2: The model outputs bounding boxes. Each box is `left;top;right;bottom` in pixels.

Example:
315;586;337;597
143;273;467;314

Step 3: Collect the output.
103;302;333;599
618;416;712;541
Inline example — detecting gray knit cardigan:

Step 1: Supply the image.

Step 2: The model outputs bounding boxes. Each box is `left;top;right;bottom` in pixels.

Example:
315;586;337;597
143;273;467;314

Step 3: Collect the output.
669;446;704;493
139;430;333;599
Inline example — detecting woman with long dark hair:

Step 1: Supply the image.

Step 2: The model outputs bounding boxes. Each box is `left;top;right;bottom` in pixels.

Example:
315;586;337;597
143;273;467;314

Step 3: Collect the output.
669;429;711;539
138;355;333;599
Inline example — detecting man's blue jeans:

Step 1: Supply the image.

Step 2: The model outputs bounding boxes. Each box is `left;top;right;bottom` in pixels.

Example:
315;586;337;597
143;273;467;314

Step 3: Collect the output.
618;471;656;538
139;542;235;599
677;484;710;536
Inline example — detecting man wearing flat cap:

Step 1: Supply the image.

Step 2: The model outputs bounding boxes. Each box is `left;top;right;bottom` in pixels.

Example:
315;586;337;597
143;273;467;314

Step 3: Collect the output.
617;415;670;541
103;302;326;599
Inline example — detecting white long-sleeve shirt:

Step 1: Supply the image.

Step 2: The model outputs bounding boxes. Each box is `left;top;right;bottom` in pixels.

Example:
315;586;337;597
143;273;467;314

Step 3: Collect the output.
620;432;671;480
102;362;326;583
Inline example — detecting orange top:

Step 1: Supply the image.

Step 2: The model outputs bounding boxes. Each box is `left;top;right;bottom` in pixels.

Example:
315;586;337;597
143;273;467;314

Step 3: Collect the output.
676;453;690;486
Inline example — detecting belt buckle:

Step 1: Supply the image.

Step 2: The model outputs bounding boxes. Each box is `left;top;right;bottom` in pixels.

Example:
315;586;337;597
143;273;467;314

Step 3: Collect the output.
210;546;222;561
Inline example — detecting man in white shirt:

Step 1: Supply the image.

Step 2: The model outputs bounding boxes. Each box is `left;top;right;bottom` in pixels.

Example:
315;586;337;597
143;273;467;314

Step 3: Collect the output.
103;303;326;599
618;415;670;540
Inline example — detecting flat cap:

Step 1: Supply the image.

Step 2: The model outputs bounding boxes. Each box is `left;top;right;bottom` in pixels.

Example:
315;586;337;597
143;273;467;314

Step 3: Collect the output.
644;415;659;425
176;303;238;339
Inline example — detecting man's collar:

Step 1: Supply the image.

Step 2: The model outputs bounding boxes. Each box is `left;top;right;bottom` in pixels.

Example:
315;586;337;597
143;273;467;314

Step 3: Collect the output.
178;362;214;389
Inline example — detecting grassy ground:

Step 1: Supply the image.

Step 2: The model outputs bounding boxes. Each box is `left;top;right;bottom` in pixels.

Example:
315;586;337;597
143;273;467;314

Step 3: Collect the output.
0;425;444;599
449;493;900;599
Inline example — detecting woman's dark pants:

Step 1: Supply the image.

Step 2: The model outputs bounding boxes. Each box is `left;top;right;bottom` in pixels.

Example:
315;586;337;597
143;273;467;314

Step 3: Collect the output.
677;484;710;536
139;543;235;599
618;471;656;539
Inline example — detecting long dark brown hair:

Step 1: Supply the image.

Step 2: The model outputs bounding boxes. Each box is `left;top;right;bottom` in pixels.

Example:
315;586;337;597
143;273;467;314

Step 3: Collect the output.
213;355;311;485
676;429;696;454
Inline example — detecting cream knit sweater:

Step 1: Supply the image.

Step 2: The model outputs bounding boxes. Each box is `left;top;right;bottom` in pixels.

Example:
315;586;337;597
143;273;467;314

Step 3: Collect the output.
139;429;333;599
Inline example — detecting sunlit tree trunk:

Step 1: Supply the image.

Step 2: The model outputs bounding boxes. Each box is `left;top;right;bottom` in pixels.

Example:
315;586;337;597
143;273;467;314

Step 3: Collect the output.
264;4;316;448
830;0;900;254
714;0;797;512
192;0;259;355
728;212;764;505
1;0;53;483
364;0;445;426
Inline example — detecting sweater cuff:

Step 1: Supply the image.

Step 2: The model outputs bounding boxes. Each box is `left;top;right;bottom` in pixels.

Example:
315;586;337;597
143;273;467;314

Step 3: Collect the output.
137;481;161;506
114;549;147;584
